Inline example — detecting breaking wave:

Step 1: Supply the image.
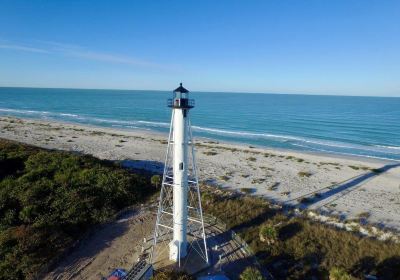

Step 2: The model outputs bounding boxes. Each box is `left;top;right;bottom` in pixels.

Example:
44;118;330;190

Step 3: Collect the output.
1;106;399;161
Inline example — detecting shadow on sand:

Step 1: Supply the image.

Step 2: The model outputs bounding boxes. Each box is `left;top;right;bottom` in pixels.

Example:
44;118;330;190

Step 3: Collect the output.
294;163;400;209
121;159;165;175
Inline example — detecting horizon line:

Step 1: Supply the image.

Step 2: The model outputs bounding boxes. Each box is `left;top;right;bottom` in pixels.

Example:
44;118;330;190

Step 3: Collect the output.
0;85;399;98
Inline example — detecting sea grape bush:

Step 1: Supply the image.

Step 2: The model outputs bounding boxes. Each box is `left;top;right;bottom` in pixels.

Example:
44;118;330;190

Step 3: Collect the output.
0;140;152;279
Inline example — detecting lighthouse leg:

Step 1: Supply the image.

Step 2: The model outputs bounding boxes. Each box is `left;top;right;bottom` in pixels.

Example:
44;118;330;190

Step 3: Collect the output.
169;108;188;261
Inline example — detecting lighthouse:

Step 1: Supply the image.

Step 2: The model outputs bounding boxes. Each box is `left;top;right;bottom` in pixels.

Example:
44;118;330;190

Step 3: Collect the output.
168;82;191;260
151;83;208;266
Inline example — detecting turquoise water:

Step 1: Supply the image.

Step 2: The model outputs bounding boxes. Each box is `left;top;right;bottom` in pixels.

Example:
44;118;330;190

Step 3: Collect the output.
1;87;400;161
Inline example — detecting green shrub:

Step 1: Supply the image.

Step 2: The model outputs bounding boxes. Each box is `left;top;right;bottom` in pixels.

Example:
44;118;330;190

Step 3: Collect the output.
151;174;161;188
203;150;218;156
251;178;266;184
219;175;230;181
329;267;352;280
348;165;360;170
259;224;277;244
201;192;214;205
152;269;193;280
240;187;254;194
298;171;312;177
240;267;264;280
0;139;153;279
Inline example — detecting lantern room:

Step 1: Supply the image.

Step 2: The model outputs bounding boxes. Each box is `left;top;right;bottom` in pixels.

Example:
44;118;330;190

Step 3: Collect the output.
167;83;195;109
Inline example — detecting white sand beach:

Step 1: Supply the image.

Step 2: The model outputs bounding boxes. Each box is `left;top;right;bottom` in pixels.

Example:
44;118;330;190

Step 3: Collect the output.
1;116;399;232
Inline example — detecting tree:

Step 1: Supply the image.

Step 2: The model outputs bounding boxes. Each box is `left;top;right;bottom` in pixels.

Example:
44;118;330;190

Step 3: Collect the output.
240;267;264;280
151;175;161;189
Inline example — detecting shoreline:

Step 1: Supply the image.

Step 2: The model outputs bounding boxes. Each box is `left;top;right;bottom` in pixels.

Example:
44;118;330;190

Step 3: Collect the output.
1;103;399;163
1;116;400;234
2;114;397;166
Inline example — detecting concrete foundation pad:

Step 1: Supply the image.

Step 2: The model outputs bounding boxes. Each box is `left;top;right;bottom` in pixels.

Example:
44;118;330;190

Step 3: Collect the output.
152;241;210;275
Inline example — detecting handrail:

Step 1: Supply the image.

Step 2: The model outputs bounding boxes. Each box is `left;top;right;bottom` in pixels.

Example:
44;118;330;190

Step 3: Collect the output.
167;98;195;108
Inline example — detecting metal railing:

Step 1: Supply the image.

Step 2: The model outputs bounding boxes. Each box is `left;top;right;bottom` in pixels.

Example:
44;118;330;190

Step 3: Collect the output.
203;213;274;279
167;98;195;108
125;259;153;280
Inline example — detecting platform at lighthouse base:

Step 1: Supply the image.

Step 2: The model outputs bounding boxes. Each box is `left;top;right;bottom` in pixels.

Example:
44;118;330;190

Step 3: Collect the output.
152;241;210;275
169;240;187;261
144;217;273;279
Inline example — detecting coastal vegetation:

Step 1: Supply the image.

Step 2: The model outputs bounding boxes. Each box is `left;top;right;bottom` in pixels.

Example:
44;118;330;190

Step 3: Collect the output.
203;150;218;156
329;267;352;280
1;137;399;280
268;182;280;191
0;139;154;279
297;171;312;177
259;224;278;245
151;174;162;189
240;187;254;194
152;270;193;280
201;186;400;280
251;178;267;184
349;165;360;170
219;175;230;181
240;267;264;280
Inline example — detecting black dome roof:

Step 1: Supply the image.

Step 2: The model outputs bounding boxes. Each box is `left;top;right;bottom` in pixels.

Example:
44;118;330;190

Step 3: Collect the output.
173;83;189;93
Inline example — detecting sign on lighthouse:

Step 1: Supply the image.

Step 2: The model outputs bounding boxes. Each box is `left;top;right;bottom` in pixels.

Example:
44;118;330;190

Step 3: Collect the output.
151;83;208;266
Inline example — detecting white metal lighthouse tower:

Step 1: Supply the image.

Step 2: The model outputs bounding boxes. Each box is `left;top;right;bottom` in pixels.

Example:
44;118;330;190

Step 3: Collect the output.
151;83;208;267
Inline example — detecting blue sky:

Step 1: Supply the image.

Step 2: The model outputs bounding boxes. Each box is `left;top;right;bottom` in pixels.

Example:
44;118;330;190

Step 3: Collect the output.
0;0;399;96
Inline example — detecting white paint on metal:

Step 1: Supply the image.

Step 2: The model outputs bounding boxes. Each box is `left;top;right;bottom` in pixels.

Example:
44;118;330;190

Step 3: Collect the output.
169;108;188;261
150;88;208;267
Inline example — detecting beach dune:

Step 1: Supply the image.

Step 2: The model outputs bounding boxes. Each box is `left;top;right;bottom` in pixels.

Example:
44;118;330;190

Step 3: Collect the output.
1;116;399;234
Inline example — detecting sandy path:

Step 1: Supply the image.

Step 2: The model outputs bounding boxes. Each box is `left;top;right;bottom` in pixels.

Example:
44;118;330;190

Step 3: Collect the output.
1;116;399;231
44;209;156;280
43;209;267;280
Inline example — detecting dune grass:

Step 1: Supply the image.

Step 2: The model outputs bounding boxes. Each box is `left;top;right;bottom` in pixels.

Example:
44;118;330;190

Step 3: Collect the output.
201;186;400;280
203;150;218;156
298;171;312;178
240;187;255;194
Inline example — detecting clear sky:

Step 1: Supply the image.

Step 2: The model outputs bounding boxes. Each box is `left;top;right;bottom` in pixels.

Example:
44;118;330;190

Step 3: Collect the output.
0;0;399;96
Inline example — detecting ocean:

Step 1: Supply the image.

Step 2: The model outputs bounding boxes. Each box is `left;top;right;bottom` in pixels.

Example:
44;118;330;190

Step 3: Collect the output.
1;87;400;161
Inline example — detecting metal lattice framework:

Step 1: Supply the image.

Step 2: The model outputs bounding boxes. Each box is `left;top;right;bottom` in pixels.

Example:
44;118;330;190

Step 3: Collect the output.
150;110;208;267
